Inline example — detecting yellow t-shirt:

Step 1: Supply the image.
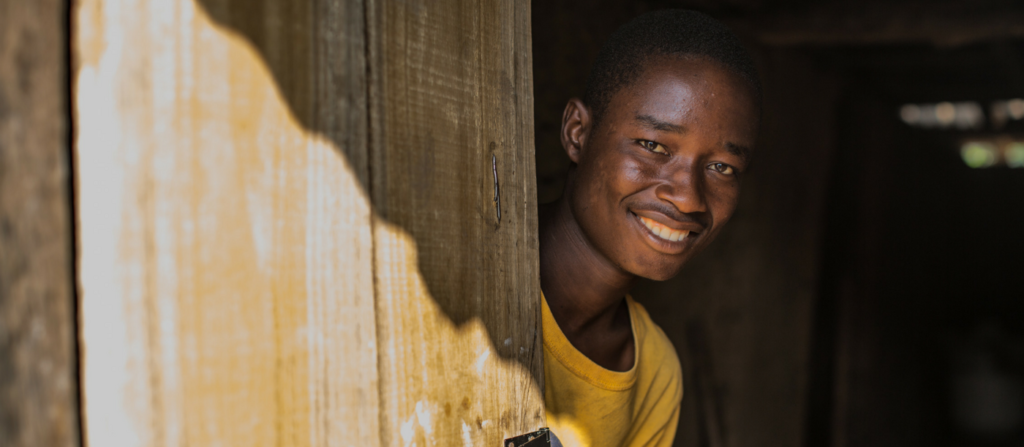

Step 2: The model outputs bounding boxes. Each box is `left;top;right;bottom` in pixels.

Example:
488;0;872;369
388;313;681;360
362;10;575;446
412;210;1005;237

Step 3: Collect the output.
543;295;683;447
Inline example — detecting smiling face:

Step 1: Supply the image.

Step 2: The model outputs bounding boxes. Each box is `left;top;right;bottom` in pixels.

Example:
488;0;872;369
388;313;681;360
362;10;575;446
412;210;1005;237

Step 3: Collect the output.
561;56;760;281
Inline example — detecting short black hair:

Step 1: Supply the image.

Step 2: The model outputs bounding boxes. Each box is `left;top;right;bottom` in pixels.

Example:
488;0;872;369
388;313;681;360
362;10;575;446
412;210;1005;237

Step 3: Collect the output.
584;9;761;123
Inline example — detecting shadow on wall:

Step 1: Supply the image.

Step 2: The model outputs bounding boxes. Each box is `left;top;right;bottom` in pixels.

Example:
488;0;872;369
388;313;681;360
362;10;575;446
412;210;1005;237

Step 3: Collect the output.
193;0;542;383
78;0;548;439
77;0;541;444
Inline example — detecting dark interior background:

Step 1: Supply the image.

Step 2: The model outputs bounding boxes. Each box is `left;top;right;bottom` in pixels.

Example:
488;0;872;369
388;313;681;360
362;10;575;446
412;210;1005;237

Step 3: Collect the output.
531;1;1024;446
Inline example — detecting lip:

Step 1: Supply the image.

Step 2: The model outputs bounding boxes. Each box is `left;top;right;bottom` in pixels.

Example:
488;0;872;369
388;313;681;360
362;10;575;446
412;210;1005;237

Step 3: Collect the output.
629;210;702;255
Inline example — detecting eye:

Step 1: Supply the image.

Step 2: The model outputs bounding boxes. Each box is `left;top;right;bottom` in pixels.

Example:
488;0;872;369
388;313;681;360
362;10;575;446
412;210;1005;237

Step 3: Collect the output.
709;162;735;176
638;139;668;155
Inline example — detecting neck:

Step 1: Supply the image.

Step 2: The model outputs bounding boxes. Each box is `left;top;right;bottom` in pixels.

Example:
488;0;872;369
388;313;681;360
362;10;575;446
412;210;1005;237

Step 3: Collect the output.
539;190;636;336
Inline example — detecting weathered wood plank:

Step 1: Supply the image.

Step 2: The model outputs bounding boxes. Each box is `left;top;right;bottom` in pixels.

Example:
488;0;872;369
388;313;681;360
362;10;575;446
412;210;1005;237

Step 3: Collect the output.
76;0;543;445
75;0;378;445
366;0;544;445
0;1;80;446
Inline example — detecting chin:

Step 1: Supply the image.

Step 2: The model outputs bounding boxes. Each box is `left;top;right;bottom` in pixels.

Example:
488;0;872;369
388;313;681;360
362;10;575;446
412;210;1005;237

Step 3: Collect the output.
630;257;689;282
642;269;683;282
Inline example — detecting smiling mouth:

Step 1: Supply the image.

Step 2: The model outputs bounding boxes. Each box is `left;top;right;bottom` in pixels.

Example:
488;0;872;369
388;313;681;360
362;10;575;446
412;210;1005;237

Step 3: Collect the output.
637;215;690;242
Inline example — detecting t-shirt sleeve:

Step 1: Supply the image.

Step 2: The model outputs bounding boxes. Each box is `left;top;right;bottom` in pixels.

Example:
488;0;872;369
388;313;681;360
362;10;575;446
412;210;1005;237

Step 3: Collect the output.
627;324;684;447
644;401;681;447
637;359;684;446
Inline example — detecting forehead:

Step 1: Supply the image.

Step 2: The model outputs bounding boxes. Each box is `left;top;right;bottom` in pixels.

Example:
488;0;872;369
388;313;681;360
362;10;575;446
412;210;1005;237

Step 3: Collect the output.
605;56;759;138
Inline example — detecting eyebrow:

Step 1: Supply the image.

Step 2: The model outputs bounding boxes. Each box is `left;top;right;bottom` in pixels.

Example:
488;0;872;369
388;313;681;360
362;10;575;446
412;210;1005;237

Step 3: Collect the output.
725;142;751;161
636;114;752;162
635;114;686;134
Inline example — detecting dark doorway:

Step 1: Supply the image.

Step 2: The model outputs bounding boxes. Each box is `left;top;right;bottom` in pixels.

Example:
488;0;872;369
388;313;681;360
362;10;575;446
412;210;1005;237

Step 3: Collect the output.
532;2;1024;446
809;41;1024;447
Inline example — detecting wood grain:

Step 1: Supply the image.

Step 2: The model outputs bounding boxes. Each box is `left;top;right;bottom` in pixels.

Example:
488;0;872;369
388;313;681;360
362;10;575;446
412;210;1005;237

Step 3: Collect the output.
366;0;544;445
75;0;378;445
74;0;543;445
0;1;80;446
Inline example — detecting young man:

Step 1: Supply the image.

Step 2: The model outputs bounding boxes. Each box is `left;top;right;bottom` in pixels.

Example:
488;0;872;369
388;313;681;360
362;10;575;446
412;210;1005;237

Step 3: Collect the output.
539;10;761;447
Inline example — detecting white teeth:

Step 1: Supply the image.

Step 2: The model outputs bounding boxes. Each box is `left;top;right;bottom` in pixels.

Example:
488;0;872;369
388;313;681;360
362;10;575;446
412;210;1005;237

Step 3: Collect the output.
639;216;688;242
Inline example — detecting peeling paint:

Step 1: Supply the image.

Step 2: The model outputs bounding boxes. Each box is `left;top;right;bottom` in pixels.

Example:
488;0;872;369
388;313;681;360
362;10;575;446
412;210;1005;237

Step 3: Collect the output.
461;421;473;447
401;416;416;446
415;401;434;436
474;348;491;373
76;0;544;446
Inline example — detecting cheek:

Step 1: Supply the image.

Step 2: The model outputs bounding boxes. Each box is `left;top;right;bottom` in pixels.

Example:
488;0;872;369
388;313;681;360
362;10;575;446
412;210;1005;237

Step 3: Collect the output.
629;158;660;185
706;182;741;226
604;148;659;195
587;151;648;201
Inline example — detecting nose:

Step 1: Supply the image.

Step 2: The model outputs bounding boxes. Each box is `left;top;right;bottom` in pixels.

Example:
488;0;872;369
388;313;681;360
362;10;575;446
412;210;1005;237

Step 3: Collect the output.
655;160;708;215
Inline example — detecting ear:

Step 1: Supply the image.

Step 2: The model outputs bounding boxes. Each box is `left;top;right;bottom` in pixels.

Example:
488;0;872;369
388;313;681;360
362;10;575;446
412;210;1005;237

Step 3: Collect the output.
560;98;593;164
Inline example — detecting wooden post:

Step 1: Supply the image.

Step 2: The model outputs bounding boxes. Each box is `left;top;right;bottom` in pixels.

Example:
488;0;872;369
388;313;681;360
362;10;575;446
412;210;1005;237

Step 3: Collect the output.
365;1;543;445
73;0;542;446
0;1;81;446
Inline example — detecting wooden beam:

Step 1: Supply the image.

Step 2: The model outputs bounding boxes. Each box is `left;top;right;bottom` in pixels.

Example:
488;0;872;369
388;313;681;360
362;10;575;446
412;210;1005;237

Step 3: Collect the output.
727;1;1024;47
0;1;81;446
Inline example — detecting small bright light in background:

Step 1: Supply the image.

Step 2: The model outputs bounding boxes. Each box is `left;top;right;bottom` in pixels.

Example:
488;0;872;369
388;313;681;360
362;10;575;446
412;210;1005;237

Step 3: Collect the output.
962;142;998;168
983;98;1024;129
936;102;957;126
959;139;1024;169
901;101;1024;168
1006;143;1024;168
901;102;985;129
1008;99;1024;119
900;104;921;124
